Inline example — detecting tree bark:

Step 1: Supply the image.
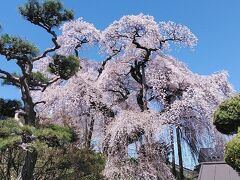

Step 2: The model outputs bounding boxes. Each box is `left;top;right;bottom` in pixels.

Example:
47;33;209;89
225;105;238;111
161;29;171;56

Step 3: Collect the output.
18;78;38;180
84;118;88;148
20;77;36;126
87;117;95;149
176;126;184;180
6;148;13;180
23;98;36;126
141;65;148;111
170;126;176;177
20;150;38;180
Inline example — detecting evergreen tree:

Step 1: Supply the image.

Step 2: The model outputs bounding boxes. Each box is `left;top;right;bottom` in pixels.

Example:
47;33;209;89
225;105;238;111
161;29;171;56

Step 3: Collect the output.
0;0;79;179
214;94;240;171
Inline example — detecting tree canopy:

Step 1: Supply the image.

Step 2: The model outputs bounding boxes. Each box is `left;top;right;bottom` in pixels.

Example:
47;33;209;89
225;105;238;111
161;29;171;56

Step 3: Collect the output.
214;94;240;135
33;13;233;179
0;1;236;179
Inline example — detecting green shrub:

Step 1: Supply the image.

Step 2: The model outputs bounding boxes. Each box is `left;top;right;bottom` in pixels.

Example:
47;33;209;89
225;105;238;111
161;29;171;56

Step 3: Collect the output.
0;119;23;137
213;94;240;134
34;124;77;147
0;119;77;150
213;94;240;172
0;136;21;150
0;145;105;180
0;119;105;179
224;131;240;171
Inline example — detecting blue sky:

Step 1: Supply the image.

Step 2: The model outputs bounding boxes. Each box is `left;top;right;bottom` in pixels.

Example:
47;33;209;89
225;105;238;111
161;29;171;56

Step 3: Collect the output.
0;0;240;100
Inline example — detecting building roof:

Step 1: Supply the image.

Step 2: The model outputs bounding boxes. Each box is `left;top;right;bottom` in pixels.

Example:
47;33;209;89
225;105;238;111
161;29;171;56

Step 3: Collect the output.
198;161;240;180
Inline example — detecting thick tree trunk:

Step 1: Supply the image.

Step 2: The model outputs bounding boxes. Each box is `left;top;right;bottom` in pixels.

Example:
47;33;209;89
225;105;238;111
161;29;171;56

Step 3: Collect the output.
170;126;176;177
23;99;36;126
20;78;36;126
20;150;38;180
19;78;37;180
176;126;184;180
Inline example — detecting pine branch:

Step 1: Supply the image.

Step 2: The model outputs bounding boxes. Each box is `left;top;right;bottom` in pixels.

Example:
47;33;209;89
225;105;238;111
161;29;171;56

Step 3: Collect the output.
0;69;20;86
32;30;60;62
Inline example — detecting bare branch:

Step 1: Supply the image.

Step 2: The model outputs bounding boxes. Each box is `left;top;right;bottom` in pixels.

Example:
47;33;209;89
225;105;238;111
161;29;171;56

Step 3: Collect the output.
132;31;158;53
97;48;121;78
34;101;46;106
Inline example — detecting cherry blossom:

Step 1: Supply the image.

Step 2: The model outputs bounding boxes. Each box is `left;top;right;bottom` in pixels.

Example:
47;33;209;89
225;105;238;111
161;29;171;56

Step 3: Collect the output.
159;21;198;48
57;18;101;56
32;14;234;179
